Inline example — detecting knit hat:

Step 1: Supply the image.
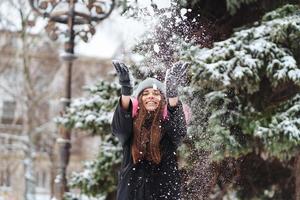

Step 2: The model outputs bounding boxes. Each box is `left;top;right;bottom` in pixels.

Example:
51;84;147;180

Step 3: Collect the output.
133;78;166;97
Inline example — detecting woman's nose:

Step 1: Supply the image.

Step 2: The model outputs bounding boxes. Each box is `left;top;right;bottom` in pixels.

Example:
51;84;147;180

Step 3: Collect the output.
147;94;155;99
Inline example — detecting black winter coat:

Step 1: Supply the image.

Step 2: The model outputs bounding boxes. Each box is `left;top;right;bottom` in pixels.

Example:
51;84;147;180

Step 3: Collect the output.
112;99;187;200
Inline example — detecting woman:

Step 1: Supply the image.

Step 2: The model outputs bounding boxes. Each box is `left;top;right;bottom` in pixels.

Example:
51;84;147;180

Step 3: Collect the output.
112;61;188;200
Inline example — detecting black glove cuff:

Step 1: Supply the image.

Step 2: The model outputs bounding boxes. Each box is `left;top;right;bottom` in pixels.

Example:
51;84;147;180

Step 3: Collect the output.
166;89;178;98
121;86;133;96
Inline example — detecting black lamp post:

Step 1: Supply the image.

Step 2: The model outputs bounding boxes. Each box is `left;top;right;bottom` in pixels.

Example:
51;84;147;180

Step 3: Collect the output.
28;0;115;199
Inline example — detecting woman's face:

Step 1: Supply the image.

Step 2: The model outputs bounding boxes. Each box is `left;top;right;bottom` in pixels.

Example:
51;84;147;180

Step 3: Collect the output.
141;88;162;111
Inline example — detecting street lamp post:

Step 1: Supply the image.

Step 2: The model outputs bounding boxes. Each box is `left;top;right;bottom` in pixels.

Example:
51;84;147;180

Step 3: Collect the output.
28;0;115;199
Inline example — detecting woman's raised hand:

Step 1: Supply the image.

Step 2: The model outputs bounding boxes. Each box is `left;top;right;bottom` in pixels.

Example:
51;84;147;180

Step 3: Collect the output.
112;61;133;96
165;62;189;98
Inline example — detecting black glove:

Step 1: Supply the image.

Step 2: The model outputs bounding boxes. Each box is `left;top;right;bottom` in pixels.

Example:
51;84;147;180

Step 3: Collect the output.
112;61;133;96
165;62;189;98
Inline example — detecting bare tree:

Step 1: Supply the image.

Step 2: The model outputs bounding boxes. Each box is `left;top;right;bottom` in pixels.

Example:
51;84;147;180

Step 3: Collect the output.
0;0;62;199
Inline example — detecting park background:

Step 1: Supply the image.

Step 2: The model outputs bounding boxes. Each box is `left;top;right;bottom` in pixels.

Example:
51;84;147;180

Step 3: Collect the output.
0;0;300;200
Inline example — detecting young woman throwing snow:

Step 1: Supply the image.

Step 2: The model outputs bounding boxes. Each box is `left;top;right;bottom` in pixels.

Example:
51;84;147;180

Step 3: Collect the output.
112;61;189;200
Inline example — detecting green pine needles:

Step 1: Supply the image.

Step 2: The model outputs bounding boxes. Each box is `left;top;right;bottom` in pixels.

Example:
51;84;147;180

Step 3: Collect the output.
183;4;300;161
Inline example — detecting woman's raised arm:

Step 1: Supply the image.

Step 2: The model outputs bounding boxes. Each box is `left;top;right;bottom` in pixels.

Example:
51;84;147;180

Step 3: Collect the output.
112;61;133;110
165;62;189;107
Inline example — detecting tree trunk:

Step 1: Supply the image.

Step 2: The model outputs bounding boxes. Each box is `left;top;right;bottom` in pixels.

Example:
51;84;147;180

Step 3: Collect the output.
295;154;300;200
24;144;36;200
105;191;117;200
49;150;57;199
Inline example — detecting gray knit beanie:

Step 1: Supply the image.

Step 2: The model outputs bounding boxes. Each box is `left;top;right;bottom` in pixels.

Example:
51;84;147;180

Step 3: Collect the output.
133;78;166;97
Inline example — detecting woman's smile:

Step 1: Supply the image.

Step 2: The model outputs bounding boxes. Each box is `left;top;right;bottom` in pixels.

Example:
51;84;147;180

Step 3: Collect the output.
145;101;158;105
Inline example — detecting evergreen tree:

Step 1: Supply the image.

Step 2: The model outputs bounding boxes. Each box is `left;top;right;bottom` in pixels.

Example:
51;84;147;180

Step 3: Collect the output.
180;4;300;199
55;80;122;199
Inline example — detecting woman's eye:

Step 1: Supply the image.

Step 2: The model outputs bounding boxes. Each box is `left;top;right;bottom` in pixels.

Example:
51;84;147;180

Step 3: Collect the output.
142;91;160;96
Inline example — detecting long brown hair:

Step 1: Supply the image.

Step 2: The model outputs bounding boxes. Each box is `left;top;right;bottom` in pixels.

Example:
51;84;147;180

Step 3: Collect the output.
131;93;166;164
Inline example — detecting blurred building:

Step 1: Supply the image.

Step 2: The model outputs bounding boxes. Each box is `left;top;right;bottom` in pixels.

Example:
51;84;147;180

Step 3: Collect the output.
0;30;112;200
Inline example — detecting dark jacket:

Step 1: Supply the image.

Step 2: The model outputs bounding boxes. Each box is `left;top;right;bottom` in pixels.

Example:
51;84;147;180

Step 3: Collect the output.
112;99;187;200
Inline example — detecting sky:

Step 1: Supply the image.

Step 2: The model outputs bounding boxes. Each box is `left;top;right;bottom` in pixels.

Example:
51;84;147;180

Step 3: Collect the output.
75;0;172;59
0;0;172;58
75;10;146;59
